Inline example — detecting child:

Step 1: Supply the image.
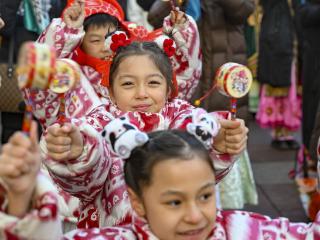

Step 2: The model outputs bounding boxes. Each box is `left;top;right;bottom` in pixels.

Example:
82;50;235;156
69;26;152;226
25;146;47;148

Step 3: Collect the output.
42;41;248;228
1;125;320;239
23;0;201;129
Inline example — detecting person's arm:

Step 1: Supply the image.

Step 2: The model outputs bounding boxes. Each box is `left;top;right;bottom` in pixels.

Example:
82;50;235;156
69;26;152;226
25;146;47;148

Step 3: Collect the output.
162;11;202;101
37;0;85;58
0;122;63;239
217;210;320;238
166;100;247;182
219;0;255;24
0;174;63;240
42;106;115;203
21;68;103;129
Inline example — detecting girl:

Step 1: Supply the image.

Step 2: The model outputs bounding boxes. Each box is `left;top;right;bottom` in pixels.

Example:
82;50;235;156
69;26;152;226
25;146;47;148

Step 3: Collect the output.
1;124;319;239
23;0;201;129
42;41;248;228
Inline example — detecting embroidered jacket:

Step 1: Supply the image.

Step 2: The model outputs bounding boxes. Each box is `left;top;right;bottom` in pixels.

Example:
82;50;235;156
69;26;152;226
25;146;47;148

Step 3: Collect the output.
41;99;234;228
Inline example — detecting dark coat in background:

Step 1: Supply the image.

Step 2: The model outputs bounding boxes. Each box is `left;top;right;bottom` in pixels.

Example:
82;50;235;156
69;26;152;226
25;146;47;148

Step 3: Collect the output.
193;0;254;122
257;0;300;87
299;1;320;157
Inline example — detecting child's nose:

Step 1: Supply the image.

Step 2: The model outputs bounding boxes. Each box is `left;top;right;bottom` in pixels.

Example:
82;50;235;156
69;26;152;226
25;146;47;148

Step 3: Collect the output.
184;204;203;224
135;85;148;99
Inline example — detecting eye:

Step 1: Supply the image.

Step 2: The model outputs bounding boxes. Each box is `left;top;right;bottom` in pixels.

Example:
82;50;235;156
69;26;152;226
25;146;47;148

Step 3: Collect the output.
199;192;213;202
165;200;181;207
121;81;134;88
148;80;161;86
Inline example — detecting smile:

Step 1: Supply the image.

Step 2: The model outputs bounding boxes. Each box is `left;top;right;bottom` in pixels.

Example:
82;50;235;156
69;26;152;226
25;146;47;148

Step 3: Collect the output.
132;104;151;112
177;226;207;239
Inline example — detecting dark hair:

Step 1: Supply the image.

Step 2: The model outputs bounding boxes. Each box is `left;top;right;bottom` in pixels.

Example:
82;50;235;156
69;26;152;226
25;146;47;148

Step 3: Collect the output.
124;130;214;196
109;41;174;94
83;13;119;32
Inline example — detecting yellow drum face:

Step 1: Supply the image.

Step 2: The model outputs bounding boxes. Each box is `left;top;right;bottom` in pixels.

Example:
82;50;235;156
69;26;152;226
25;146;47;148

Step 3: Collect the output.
50;59;80;94
16;42;56;90
216;62;253;98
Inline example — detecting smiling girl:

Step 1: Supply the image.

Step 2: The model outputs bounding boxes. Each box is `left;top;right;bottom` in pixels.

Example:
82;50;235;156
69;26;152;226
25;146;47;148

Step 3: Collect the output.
40;41;248;229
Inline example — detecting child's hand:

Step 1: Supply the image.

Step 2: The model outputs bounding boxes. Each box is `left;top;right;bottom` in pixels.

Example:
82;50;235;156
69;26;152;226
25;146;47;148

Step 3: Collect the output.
213;119;248;155
45;123;83;161
0;121;40;216
0;17;5;29
63;0;85;29
170;9;187;26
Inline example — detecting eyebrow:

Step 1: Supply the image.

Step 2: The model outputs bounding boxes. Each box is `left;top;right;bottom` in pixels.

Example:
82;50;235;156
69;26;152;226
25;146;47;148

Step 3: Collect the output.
88;34;104;38
118;74;165;80
161;182;215;197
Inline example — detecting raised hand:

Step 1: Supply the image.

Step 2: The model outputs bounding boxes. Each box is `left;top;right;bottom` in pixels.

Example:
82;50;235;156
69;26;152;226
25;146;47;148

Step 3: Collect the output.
45;122;83;161
170;9;187;26
0;121;40;216
63;0;85;29
213;119;248;155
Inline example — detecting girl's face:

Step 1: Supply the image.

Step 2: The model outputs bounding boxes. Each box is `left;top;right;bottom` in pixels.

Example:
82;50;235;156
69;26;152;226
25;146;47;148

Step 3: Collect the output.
82;24;116;60
130;157;216;240
110;55;169;113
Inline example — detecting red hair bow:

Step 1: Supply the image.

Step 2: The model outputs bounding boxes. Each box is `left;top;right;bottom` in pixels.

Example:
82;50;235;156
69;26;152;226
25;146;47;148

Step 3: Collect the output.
163;39;175;58
110;33;131;52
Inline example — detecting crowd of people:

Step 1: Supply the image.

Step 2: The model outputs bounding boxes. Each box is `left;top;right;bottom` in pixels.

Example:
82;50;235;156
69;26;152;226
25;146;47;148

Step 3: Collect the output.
0;0;320;239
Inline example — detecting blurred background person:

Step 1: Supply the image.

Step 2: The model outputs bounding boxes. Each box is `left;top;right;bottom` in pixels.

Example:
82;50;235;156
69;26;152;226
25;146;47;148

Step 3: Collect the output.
296;0;320;221
193;0;257;210
0;0;66;144
256;0;302;151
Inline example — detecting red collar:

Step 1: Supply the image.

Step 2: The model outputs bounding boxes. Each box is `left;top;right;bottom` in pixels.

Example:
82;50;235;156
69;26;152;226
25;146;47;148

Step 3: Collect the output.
72;46;111;87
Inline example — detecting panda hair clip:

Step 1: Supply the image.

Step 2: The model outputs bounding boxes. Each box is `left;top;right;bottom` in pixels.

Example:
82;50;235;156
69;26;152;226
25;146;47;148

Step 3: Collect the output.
102;111;220;160
102;117;149;159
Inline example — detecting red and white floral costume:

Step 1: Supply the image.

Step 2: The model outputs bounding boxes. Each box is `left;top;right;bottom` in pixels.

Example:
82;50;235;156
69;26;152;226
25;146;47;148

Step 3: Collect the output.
40;98;234;228
20;0;201;227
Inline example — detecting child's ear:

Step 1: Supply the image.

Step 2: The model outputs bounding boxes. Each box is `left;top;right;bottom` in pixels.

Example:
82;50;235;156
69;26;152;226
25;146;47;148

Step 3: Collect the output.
128;188;146;217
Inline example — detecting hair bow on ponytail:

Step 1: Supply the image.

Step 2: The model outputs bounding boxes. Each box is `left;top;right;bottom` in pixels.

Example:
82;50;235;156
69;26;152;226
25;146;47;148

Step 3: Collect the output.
102;116;149;159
